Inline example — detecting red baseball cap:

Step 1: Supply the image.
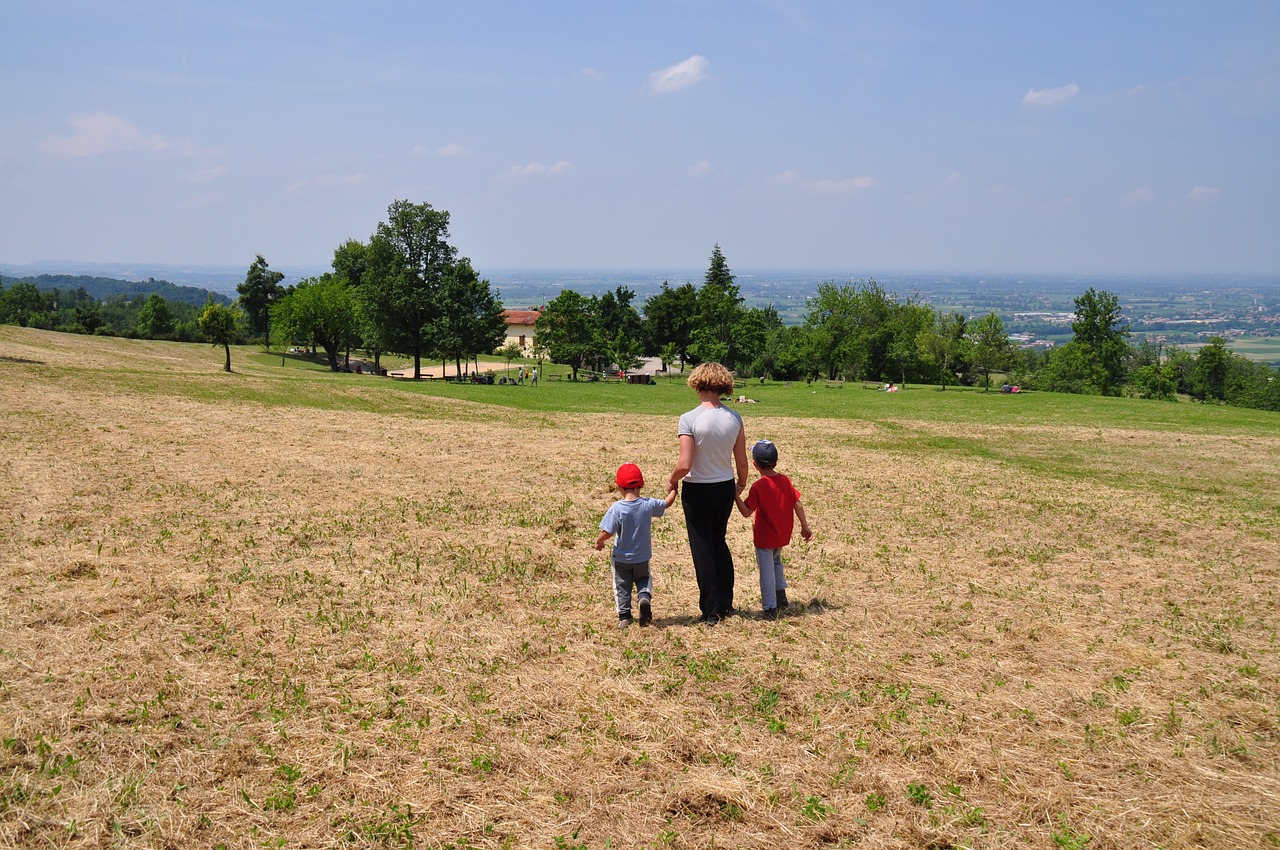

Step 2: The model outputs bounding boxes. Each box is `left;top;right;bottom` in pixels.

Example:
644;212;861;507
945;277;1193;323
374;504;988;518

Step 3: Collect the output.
616;463;644;489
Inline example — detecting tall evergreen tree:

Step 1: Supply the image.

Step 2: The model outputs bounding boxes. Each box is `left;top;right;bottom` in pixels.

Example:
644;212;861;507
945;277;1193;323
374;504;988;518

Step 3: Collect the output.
689;244;744;366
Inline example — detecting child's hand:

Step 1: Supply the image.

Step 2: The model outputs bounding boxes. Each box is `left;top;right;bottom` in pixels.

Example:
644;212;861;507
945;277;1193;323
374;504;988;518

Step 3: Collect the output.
800;526;813;543
594;539;605;551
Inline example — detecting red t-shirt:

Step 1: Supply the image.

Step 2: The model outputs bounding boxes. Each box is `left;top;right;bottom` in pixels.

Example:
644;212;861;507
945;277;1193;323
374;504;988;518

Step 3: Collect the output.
744;473;801;549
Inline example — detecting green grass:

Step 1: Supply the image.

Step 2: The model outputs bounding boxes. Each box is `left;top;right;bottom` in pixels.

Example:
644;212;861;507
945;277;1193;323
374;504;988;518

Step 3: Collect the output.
11;332;1279;436
232;351;1277;434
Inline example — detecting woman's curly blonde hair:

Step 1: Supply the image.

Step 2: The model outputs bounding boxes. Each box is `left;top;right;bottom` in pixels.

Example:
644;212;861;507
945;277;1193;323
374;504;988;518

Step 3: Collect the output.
686;362;735;396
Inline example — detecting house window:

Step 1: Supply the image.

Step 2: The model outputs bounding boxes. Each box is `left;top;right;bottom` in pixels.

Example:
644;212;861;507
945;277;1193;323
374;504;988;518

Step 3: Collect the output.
519;335;526;346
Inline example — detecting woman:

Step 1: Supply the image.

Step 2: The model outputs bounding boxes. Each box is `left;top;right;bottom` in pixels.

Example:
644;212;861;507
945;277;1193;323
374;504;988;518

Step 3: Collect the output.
669;362;748;625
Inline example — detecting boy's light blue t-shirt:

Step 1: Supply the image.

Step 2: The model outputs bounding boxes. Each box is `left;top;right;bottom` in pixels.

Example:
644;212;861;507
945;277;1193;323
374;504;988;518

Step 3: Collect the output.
599;497;667;563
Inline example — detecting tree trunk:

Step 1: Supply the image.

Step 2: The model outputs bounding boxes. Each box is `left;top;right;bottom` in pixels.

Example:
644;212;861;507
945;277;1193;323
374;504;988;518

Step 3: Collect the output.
222;343;232;373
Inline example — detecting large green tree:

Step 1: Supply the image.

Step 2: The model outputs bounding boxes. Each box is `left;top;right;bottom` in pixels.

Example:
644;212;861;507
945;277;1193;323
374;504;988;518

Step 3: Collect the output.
237;255;285;343
598;286;645;374
1070;288;1130;396
642;282;697;369
430;259;507;377
333;238;391;373
803;280;896;381
535;289;596;380
0;282;44;327
917;311;968;390
135;293;174;339
360;200;458;379
885;300;933;386
970;312;1015;391
1190;337;1230;402
272;274;360;372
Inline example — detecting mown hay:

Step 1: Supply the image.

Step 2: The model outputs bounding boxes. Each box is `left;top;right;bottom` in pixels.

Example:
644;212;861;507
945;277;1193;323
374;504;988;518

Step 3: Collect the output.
1;327;1277;848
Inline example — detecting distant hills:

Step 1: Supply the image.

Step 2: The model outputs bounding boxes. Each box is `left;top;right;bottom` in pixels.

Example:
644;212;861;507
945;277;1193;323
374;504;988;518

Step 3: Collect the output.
0;273;231;307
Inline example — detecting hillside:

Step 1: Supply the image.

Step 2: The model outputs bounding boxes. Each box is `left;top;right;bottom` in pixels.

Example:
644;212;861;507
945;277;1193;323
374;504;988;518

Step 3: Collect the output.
1;326;1276;848
0;273;231;306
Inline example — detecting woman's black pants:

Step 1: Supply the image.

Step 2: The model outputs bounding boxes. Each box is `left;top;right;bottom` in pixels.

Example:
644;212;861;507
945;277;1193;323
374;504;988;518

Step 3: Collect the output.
681;479;736;618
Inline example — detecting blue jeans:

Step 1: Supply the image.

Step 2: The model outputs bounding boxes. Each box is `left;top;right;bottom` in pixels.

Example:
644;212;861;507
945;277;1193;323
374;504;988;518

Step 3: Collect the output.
613;559;652;618
755;547;788;610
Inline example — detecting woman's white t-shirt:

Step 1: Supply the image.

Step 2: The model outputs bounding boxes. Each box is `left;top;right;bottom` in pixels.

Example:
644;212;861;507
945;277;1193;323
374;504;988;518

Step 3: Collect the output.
677;404;744;483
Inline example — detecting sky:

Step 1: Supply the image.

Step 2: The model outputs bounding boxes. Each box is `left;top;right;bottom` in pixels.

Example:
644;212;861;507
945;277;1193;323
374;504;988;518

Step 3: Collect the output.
2;0;1278;276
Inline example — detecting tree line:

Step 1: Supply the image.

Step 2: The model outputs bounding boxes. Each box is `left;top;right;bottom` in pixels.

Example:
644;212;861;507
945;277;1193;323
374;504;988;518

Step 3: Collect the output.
4;198;1277;412
0;279;217;341
534;247;1278;411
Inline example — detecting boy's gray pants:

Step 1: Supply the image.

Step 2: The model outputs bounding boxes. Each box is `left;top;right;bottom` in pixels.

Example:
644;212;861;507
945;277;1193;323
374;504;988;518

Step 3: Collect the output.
755;547;788;610
612;559;652;618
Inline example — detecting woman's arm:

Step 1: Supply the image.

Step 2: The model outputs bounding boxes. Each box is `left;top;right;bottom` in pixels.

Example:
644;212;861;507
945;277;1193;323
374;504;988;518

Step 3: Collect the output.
733;426;748;493
669;434;695;490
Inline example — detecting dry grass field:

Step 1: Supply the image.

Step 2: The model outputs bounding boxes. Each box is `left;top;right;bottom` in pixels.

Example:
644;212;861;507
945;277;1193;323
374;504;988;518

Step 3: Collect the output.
2;326;1278;849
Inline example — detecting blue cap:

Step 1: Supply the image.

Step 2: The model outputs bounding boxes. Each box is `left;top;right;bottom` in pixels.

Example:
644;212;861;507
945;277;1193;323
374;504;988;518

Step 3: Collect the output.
751;439;778;465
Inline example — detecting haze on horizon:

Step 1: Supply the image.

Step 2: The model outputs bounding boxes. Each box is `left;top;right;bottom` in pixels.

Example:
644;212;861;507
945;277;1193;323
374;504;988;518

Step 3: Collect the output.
2;1;1277;277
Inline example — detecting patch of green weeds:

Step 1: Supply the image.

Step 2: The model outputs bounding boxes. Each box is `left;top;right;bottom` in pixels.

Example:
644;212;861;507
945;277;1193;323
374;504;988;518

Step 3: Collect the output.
801;795;830;822
1051;814;1091;848
553;830;587;850
906;782;932;808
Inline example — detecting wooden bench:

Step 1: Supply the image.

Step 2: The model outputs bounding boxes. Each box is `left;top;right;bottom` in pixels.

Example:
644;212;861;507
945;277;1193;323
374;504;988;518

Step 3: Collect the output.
825;379;845;389
862;380;881;390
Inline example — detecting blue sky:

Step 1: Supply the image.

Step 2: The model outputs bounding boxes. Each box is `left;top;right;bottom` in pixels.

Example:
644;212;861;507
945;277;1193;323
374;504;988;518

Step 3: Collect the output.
2;1;1278;275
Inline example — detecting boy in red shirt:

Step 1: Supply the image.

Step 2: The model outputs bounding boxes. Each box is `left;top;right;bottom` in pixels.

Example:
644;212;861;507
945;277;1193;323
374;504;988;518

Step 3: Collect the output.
735;440;813;620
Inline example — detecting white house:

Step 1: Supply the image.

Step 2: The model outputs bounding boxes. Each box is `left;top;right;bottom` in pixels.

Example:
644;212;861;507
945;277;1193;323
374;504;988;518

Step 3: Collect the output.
502;308;542;355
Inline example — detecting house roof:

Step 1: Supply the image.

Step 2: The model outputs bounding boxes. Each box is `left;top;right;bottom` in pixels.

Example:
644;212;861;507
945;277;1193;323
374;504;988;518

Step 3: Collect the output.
503;309;542;326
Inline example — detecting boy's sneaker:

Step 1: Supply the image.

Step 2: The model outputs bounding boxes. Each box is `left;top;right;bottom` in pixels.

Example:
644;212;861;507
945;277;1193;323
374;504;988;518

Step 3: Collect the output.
638;599;652;626
699;614;720;627
618;614;632;630
776;589;789;609
762;607;779;621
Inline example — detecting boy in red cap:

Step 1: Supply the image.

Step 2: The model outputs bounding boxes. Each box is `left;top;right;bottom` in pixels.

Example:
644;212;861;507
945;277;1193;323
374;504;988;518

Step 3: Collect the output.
735;439;813;620
595;463;678;629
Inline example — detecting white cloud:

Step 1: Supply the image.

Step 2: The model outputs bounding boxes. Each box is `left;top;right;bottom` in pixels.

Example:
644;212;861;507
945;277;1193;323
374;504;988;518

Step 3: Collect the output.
184;163;227;183
647;55;709;94
1120;186;1154;204
504;161;574;179
767;170;800;185
800;176;876;194
687;160;712;177
40;111;174;157
436;143;471;157
287;173;372;193
1022;83;1080;107
580;67;608;80
1184;186;1220;202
